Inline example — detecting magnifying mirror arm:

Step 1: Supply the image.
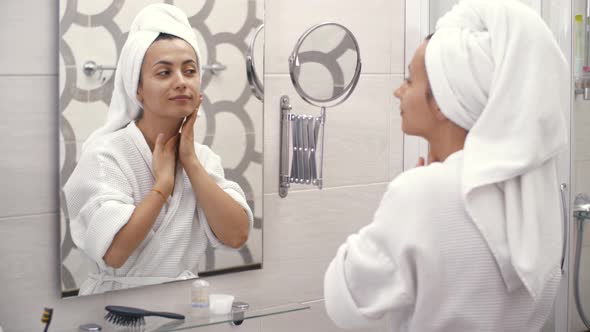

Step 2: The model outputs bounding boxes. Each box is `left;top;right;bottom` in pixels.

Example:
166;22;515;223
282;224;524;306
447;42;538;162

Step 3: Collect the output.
278;96;327;197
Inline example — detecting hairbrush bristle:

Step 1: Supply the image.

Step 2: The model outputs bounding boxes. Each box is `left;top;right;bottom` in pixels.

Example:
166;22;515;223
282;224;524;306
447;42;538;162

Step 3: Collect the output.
105;311;145;327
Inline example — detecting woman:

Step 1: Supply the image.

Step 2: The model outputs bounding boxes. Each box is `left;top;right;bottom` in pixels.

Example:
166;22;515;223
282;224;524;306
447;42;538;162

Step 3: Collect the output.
324;0;568;330
64;3;253;295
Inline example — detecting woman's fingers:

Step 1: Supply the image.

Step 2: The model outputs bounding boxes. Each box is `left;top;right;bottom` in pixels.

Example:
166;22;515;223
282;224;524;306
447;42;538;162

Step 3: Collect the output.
186;110;197;128
195;94;203;110
165;134;179;151
154;133;164;152
416;157;425;167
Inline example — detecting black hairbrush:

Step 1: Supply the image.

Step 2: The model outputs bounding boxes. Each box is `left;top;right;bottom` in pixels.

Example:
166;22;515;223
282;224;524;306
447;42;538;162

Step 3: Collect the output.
105;305;185;327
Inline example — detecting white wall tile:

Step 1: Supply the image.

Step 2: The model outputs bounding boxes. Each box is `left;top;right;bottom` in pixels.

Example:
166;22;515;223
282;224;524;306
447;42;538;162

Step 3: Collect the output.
390;0;405;74
0;214;107;331
0;76;58;217
0;0;58;75
264;183;387;263
264;74;393;193
573;99;590;161
265;0;394;75
389;76;404;180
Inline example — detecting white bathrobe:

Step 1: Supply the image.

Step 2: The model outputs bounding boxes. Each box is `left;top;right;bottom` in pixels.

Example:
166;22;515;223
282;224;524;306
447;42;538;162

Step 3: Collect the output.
64;122;253;295
324;151;559;331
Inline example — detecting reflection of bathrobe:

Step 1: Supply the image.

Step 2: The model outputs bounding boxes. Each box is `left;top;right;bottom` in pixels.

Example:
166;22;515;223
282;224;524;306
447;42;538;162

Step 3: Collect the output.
64;121;253;295
324;151;560;331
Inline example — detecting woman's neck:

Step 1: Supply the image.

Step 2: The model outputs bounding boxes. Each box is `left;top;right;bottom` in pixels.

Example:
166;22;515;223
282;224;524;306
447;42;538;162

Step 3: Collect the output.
427;121;467;163
136;111;183;151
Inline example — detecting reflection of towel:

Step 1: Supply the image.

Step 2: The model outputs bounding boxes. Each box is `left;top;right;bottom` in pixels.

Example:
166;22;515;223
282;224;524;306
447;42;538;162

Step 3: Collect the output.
425;0;568;298
84;3;202;151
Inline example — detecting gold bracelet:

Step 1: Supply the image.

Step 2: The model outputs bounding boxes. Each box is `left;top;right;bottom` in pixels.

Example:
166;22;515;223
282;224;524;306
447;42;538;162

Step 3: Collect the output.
152;188;167;202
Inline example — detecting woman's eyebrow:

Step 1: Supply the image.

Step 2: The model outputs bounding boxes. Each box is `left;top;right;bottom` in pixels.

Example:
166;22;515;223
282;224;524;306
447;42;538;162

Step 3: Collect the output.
152;60;173;68
152;59;197;68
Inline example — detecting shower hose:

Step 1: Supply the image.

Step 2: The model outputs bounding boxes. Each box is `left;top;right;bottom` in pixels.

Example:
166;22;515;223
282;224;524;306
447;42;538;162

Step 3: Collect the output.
574;215;590;329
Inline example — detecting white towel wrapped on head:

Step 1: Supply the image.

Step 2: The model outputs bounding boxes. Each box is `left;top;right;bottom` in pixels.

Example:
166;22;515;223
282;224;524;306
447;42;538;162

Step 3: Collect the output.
84;3;202;151
425;0;568;298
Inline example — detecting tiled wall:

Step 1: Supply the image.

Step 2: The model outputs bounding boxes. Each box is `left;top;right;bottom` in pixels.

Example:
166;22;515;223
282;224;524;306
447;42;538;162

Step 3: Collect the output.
0;0;404;331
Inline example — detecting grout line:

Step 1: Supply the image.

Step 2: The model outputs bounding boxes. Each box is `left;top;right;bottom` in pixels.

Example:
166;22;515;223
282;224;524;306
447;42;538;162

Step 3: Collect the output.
0;74;57;77
0;212;56;221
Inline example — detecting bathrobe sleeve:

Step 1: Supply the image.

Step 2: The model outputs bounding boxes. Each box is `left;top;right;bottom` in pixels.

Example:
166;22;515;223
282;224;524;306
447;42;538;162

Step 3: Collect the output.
63;148;136;270
195;144;254;248
324;170;423;329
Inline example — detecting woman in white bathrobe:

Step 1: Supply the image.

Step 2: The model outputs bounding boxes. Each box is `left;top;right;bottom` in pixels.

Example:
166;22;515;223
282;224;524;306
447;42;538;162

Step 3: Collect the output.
324;0;568;331
64;4;253;295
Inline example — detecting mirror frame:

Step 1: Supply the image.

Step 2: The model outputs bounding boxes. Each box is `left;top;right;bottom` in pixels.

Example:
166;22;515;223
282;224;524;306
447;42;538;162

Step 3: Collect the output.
288;22;362;108
247;24;265;101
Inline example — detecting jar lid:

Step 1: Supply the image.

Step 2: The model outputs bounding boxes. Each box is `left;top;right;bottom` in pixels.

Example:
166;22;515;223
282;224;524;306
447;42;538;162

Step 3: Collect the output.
232;301;249;310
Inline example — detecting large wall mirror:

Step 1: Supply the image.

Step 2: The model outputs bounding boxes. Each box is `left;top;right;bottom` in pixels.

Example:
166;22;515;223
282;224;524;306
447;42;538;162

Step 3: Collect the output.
59;0;264;297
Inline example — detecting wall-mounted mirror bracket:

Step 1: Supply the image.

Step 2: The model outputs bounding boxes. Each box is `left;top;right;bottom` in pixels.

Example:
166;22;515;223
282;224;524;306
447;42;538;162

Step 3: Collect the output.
278;22;361;198
279;95;326;198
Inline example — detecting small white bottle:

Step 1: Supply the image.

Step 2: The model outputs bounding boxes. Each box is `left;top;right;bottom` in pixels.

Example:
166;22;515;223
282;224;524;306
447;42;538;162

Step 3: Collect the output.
191;279;210;309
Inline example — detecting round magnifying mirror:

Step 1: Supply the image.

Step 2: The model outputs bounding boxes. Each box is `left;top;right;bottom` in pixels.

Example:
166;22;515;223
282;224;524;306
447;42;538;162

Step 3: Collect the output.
289;22;361;107
246;24;264;101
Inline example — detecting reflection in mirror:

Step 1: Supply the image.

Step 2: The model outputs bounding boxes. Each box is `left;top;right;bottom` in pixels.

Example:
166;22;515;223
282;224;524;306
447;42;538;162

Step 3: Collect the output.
59;0;264;297
291;24;360;103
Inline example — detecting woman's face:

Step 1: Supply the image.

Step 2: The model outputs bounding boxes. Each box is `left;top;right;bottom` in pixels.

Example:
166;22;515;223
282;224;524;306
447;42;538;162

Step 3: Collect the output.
137;38;201;121
394;40;440;139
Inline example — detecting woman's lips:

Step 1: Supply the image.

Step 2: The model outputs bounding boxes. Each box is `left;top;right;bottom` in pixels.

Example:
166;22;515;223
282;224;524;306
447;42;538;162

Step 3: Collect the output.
170;95;191;102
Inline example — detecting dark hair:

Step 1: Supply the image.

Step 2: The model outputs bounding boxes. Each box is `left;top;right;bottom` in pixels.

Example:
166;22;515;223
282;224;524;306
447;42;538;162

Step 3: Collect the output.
155;32;180;42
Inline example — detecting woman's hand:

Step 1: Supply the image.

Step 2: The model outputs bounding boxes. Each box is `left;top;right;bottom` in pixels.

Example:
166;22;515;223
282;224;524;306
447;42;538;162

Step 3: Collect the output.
416;156;426;167
153;133;178;197
416;148;437;167
178;95;203;168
